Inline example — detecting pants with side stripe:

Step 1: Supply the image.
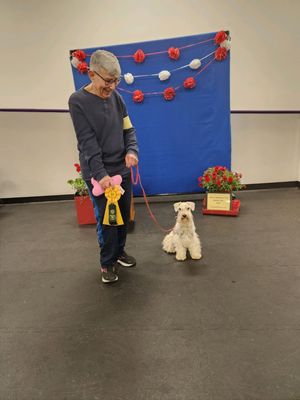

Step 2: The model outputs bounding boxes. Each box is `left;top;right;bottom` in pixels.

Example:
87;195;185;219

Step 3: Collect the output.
85;173;132;271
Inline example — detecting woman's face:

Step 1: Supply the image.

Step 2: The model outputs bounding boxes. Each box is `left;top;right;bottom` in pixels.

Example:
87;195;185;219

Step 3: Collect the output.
89;68;119;99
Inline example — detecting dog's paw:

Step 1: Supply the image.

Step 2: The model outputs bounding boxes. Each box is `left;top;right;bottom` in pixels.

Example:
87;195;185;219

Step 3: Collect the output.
175;253;187;261
162;245;175;254
191;253;202;260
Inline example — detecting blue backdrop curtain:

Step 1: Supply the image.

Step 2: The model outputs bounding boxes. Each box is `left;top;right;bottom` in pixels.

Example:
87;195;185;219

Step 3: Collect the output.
70;31;231;195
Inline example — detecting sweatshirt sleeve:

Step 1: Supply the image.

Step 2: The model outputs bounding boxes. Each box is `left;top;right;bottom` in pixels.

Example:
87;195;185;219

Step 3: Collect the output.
69;100;107;181
120;97;139;159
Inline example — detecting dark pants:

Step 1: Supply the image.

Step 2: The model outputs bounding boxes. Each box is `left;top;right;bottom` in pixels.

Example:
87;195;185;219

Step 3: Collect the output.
85;173;132;271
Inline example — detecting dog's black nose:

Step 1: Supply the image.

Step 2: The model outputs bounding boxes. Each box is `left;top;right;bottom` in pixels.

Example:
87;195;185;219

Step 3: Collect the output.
182;214;187;218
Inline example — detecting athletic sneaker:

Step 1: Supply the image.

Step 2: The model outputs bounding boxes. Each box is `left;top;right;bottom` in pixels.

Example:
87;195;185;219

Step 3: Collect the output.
117;252;136;267
101;268;118;283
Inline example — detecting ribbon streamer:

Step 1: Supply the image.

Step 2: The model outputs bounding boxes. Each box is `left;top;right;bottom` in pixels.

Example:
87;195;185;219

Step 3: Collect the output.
103;186;124;226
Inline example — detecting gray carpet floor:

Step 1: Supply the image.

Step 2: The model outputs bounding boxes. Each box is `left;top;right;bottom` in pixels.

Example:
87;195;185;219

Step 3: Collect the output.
1;188;300;400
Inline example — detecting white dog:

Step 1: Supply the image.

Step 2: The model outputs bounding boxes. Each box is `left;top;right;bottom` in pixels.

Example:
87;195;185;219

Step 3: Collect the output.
162;202;202;261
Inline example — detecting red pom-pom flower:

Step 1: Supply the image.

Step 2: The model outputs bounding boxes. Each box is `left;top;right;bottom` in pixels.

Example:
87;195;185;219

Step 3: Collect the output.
168;47;180;60
215;47;227;61
163;87;176;101
133;49;146;63
71;50;86;62
183;77;196;89
214;31;228;45
77;61;89;73
133;90;144;103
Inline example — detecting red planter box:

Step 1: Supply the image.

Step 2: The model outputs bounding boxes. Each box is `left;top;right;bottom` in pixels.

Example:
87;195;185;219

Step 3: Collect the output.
202;198;240;216
74;196;97;225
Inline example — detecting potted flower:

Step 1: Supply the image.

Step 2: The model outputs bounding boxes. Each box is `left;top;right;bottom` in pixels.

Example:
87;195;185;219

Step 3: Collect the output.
67;163;97;225
198;166;245;216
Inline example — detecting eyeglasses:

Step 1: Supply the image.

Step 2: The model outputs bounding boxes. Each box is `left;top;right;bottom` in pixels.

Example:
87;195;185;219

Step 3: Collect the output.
92;70;121;86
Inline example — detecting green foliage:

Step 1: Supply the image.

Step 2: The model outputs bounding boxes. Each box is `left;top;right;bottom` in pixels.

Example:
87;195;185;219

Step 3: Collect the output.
67;164;89;196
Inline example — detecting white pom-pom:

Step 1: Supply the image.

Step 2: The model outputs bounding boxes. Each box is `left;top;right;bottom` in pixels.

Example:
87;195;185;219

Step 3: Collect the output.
71;57;80;68
220;39;231;51
124;73;134;85
158;70;171;81
189;59;201;70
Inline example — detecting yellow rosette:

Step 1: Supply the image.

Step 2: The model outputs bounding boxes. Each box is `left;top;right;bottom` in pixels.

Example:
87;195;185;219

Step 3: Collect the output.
103;186;124;226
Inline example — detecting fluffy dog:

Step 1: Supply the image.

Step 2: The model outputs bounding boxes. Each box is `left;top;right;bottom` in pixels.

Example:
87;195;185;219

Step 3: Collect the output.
162;201;202;261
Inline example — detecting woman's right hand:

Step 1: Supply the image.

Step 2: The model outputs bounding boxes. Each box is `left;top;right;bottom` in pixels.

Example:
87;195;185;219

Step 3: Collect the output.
99;175;111;190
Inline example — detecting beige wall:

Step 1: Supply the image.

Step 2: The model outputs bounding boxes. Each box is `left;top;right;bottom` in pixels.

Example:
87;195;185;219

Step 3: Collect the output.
0;0;299;110
0;112;299;198
231;114;300;184
0;0;299;198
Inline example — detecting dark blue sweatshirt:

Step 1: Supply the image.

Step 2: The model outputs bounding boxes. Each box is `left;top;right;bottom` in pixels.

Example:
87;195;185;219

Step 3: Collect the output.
69;87;138;181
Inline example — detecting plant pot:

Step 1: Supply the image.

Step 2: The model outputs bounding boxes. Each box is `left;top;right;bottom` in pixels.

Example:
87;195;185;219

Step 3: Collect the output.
74;195;97;225
202;193;240;216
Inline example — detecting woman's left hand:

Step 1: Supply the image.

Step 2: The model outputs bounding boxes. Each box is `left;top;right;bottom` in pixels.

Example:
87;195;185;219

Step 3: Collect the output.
125;154;138;168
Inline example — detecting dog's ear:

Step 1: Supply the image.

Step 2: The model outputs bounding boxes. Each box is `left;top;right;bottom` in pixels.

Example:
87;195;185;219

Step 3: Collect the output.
187;202;195;211
174;202;181;212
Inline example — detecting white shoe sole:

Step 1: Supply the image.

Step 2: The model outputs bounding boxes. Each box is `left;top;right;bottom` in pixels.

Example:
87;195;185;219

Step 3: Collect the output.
117;259;136;267
102;275;119;283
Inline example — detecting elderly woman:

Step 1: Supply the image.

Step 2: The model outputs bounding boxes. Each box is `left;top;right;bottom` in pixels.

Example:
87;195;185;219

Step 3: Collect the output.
69;50;139;283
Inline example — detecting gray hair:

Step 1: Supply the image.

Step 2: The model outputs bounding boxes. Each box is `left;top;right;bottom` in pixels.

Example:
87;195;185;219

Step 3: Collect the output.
90;50;121;78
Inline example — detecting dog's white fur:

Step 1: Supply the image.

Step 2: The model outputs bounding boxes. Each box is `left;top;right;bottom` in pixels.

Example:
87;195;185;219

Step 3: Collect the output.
162;202;202;261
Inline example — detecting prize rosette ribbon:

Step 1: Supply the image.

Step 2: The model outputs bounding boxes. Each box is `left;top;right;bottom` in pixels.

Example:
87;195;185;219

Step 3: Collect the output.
103;186;124;226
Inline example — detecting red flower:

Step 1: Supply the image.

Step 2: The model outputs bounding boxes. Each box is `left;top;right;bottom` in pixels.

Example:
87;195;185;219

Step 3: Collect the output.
199;166;244;193
74;163;81;173
168;47;180;60
215;47;227;61
133;90;144;103
77;61;89;73
198;176;203;182
71;50;86;61
163;87;176;101
183;77;196;89
133;49;145;63
214;31;227;45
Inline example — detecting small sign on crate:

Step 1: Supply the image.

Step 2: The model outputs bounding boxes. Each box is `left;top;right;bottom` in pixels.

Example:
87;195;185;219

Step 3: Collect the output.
206;193;232;211
202;193;240;216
